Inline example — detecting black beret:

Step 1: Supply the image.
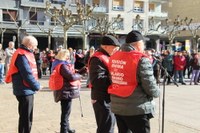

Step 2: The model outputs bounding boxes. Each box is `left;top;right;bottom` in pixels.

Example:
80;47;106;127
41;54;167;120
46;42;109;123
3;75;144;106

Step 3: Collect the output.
101;35;120;46
126;30;144;43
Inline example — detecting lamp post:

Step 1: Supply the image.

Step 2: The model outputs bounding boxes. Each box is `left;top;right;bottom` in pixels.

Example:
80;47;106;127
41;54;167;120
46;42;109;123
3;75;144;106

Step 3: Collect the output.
45;2;93;49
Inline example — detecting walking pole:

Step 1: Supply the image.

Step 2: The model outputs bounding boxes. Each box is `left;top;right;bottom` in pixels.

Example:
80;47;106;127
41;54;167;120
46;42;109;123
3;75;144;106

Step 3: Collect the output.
78;96;84;117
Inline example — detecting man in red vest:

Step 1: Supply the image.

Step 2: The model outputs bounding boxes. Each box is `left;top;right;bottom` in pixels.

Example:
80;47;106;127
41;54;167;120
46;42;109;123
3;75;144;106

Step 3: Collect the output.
5;36;41;133
89;35;120;133
108;30;160;133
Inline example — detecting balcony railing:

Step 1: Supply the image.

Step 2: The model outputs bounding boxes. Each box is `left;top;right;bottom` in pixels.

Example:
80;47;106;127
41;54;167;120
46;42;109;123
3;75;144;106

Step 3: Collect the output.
133;7;144;13
93;7;107;13
149;11;168;18
112;5;124;11
149;0;168;3
29;0;44;2
29;20;44;25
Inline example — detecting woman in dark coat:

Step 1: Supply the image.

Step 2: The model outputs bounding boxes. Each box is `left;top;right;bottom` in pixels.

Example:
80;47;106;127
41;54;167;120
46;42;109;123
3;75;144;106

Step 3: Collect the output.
50;49;82;133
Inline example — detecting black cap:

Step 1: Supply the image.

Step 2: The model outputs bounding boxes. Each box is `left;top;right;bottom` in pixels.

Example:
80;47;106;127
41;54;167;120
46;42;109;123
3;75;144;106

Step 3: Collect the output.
101;35;120;46
126;30;144;43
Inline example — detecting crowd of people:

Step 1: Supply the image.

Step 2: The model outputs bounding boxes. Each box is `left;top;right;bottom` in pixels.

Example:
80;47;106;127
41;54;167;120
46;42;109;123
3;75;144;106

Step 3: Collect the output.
0;31;200;133
144;48;200;85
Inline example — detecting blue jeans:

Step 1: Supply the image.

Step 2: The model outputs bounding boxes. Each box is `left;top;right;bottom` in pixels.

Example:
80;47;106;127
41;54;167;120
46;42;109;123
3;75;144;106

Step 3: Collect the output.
0;63;5;83
174;70;184;83
190;70;200;83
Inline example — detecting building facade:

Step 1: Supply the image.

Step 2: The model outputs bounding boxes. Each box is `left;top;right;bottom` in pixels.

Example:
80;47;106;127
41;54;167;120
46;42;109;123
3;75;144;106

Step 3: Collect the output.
0;0;168;50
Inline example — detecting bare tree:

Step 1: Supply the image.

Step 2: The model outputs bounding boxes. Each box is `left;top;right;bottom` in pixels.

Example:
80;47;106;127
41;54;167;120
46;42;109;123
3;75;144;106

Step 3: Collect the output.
0;22;6;44
37;23;57;49
161;16;183;51
45;2;94;49
184;17;200;52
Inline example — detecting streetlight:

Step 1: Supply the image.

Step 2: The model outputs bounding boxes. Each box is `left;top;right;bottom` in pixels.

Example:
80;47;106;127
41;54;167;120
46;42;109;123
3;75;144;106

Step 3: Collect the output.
45;2;93;49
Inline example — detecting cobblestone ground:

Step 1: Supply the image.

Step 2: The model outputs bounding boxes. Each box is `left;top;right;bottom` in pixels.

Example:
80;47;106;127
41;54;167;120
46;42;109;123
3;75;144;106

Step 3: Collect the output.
0;76;200;133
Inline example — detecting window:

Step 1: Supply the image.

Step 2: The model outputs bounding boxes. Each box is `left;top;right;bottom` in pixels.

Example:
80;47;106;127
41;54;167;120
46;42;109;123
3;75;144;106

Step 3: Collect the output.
29;12;37;25
112;0;124;11
149;3;155;12
133;18;143;31
51;0;66;4
93;0;100;6
133;1;144;13
112;17;124;30
3;10;17;21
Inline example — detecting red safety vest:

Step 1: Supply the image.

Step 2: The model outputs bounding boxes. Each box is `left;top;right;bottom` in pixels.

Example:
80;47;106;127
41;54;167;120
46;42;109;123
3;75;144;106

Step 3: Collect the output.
108;51;146;97
88;51;110;88
90;51;109;67
49;64;81;91
5;48;38;87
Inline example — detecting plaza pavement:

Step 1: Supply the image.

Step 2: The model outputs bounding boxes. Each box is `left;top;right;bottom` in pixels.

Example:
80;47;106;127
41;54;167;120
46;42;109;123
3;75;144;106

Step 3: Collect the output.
0;76;200;133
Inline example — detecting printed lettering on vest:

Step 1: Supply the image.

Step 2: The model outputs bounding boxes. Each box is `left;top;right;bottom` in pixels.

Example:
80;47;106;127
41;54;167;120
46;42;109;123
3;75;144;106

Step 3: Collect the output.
108;51;145;97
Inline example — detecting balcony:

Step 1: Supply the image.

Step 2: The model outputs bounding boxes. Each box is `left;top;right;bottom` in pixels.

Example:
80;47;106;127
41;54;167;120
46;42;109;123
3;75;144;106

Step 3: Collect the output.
29;20;44;25
112;5;124;11
149;11;168;18
0;21;17;29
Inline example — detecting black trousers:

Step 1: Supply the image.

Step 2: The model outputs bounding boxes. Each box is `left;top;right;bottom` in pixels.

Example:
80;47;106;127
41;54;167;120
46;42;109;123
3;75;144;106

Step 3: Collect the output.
16;95;34;133
60;99;72;133
92;100;115;133
115;114;151;133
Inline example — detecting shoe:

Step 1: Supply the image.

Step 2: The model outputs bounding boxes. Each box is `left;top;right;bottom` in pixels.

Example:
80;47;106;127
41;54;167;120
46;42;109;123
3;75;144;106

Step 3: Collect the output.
194;82;198;85
167;81;172;85
190;83;192;85
68;129;76;133
182;82;186;85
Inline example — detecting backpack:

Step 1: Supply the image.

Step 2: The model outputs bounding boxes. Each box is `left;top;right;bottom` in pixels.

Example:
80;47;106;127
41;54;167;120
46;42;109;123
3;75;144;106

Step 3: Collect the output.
49;64;63;90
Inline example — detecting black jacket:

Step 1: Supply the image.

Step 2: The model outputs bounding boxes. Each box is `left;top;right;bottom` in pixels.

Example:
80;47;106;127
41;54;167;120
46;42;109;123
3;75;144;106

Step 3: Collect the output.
89;48;111;102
